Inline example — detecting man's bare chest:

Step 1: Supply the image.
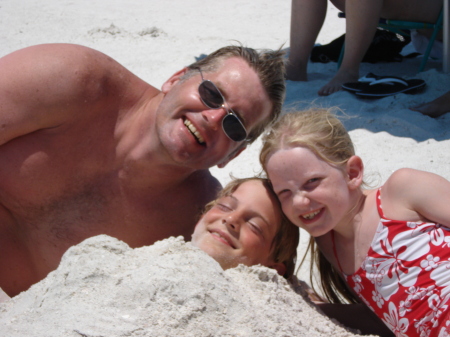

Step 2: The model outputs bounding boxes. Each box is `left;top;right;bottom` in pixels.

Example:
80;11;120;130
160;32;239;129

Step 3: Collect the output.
1;168;201;249
0;121;116;197
0;124;214;250
1;157;202;246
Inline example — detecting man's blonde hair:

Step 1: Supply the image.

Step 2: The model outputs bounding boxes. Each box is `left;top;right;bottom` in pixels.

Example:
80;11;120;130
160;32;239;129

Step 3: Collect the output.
188;45;286;144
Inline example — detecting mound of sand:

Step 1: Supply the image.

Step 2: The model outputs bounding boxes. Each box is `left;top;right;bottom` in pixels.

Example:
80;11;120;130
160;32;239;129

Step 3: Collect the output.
0;235;374;337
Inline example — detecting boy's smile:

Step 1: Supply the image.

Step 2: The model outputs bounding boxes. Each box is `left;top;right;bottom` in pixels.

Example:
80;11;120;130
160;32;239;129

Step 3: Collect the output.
209;228;236;248
191;180;281;270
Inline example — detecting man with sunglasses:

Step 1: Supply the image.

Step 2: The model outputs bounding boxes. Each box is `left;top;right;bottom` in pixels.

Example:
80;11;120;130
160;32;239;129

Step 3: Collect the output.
0;43;285;298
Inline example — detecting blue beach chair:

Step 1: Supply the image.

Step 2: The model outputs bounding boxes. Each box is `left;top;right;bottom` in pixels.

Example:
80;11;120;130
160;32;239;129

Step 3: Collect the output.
337;8;444;72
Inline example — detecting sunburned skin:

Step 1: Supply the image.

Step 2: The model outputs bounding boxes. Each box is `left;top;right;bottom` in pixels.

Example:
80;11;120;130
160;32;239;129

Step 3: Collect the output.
0;44;275;298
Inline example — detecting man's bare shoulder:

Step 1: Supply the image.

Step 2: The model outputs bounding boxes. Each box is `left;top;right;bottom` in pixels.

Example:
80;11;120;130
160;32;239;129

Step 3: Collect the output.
2;43;120;72
0;43;153;102
0;44;156;144
1;44;109;79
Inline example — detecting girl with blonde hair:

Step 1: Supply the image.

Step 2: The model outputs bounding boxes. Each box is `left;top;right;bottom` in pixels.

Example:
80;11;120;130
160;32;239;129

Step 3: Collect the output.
260;108;450;337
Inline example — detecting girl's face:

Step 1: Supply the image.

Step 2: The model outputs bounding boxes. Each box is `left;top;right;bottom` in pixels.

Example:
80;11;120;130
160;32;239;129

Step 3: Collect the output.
191;180;282;271
265;146;354;237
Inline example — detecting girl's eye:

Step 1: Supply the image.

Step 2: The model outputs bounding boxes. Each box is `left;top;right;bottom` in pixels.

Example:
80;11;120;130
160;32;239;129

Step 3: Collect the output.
248;222;263;236
276;189;292;204
277;189;290;198
216;203;232;212
305;178;321;190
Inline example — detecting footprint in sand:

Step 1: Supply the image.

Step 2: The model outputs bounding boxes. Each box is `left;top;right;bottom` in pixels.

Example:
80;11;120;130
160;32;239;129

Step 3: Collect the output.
88;24;166;38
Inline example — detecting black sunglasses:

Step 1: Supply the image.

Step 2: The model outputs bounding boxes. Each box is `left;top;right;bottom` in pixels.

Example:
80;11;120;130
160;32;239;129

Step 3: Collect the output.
197;68;248;142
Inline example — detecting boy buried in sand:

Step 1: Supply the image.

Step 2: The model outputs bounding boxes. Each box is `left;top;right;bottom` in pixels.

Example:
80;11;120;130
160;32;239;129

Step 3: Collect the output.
192;177;299;279
0;177;299;303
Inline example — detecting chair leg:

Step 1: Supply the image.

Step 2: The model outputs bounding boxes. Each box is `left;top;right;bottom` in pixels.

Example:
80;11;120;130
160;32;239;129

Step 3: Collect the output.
337;42;345;69
418;10;444;72
337;8;444;73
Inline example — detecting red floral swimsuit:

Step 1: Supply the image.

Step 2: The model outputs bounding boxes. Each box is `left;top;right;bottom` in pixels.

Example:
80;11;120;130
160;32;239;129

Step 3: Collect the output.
343;189;450;337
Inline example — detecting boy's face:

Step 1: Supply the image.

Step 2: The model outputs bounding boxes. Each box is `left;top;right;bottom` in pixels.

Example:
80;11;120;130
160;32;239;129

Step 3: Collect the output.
191;180;282;271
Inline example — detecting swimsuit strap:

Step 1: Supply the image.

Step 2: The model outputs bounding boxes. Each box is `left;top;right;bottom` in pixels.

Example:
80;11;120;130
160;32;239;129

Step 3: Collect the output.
376;188;385;218
331;230;344;274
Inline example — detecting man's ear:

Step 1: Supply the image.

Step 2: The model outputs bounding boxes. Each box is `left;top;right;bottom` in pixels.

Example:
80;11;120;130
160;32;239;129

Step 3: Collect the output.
269;262;286;277
217;145;247;168
346;155;364;190
161;67;189;93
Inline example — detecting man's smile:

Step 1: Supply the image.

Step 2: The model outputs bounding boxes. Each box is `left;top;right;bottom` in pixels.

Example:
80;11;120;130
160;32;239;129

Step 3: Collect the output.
184;119;205;145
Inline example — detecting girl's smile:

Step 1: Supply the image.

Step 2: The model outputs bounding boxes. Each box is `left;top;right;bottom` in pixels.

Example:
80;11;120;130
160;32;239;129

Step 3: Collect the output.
300;208;324;223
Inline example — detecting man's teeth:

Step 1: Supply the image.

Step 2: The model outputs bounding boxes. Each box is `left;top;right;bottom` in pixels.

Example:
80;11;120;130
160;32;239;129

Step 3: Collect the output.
302;210;320;220
184;120;205;144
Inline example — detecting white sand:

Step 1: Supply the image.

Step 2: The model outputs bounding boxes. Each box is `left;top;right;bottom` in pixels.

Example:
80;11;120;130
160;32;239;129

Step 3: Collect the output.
0;0;449;335
0;235;372;336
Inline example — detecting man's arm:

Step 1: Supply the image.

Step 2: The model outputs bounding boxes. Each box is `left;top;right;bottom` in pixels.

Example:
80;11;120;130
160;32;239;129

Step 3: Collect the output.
318;303;394;337
298;280;393;336
0;43;123;146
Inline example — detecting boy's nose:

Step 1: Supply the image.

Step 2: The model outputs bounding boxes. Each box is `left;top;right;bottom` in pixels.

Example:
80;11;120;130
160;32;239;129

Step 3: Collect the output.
222;214;240;232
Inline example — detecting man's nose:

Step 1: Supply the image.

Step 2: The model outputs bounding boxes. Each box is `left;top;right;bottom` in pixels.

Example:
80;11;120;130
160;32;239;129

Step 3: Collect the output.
202;106;227;131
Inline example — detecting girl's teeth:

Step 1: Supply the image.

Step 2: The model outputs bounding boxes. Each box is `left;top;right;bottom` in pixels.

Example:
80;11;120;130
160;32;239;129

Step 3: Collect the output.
302;210;320;220
184;120;205;144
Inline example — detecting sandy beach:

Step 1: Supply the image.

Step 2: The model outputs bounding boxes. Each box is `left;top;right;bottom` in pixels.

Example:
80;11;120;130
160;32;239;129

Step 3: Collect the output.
0;0;449;335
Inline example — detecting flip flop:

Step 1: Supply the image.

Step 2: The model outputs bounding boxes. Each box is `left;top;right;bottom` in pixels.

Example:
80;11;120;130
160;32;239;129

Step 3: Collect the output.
355;78;426;98
342;73;406;93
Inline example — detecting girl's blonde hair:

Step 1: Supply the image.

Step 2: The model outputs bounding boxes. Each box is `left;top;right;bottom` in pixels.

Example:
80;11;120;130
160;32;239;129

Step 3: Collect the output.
260;108;360;304
260;107;355;169
202;177;299;279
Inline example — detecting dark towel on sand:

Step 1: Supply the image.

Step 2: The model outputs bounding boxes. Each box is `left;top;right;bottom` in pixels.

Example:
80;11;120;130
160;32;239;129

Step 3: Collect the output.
310;28;411;63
